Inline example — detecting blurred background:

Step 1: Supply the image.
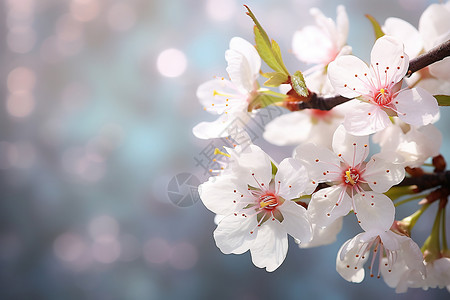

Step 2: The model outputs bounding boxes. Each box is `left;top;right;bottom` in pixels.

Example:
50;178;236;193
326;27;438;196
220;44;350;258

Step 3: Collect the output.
0;0;449;299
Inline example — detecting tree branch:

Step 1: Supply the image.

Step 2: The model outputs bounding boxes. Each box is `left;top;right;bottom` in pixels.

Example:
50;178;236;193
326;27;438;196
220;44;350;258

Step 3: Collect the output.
286;39;450;112
395;171;450;192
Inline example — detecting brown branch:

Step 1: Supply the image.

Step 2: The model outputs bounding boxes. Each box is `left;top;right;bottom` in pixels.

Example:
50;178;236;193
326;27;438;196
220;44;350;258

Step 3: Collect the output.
286;39;450;112
283;89;351;111
395;170;450;192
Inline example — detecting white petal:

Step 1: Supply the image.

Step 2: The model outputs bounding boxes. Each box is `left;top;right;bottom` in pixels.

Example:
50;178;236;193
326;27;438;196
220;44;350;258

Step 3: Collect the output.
308;185;352;228
336;237;368;283
292;26;333;65
299;217;343;248
294;143;341;183
250;221;288;272
198;175;243;215
378;230;401;251
310;7;337;39
263;111;313;146
226;38;260;92
370;36;409;85
335;5;349;49
214;214;257;254
363;156;405;193
328;55;371;98
415;124;442;158
372;120;404;150
192;112;249;140
354;191;395;232
419;4;450;50
429;57;450;81
382;18;423;58
275;158;311;199
278;200;312;242
343;100;391;135
305;67;335;96
197;78;246;114
229;144;273;188
332;124;369;166
406;72;450;95
394;87;439;126
381;255;409;293
399;236;426;276
228;37;261;77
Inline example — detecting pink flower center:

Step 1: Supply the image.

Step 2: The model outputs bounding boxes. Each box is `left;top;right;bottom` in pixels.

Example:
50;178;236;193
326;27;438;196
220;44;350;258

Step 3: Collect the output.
259;192;279;211
309;109;331;119
373;88;392;106
343;167;360;186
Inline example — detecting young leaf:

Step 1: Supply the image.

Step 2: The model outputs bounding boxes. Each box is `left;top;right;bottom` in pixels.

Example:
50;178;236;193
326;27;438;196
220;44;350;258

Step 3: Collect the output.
245;5;289;76
248;92;286;111
263;72;288;87
291;71;309;97
434;95;450;106
365;14;385;40
253;26;287;74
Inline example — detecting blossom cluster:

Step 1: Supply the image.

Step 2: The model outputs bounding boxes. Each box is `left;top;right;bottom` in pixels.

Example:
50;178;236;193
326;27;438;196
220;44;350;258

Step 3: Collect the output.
193;2;450;294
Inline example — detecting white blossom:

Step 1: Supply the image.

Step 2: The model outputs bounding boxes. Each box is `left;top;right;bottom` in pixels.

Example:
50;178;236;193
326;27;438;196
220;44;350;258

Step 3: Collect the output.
295;125;404;229
193;37;261;139
328;36;439;136
199;144;315;271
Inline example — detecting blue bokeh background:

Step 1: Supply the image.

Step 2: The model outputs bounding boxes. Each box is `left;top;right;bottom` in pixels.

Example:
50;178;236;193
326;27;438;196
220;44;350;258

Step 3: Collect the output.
1;0;449;299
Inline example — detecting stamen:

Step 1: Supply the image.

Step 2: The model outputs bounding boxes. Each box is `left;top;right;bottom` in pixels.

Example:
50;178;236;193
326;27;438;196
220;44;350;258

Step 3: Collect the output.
214;148;231;158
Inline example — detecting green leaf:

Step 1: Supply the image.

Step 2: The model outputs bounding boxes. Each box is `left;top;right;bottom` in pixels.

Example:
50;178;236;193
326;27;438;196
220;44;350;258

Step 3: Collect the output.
271;39;289;74
434;95;450;106
253;27;285;73
271;161;278;176
291;71;309;97
245;5;289;75
248;92;286;110
263;72;288;87
365;14;385;40
244;5;270;46
384;185;415;201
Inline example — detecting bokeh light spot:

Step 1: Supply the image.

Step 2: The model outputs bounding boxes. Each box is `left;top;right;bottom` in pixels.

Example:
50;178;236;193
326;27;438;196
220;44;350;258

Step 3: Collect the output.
7;67;36;93
143;238;172;264
156;48;187;78
53;233;86;262
206;0;237;21
169;242;198;270
7;91;34;118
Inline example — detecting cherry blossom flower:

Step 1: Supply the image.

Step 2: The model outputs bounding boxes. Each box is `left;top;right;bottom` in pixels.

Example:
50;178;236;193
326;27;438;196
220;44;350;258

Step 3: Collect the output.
292;5;352;96
327;35;439;136
193;37;261;139
295;125;404;229
337;229;425;283
292;5;350;66
381;256;450;293
373;118;442;168
199;144;315;271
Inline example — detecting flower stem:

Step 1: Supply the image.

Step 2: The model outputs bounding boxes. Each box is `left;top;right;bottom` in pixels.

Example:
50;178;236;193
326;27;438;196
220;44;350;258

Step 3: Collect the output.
394;193;427;207
422;205;442;262
401;203;431;232
442;205;448;252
